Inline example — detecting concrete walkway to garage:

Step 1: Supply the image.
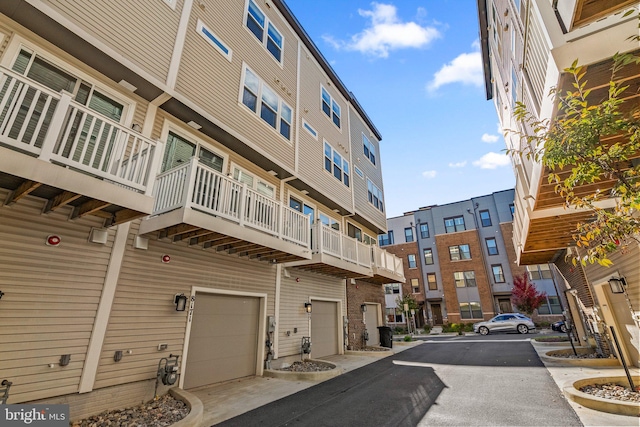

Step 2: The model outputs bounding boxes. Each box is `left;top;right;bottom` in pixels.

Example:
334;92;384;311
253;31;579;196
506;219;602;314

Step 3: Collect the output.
188;341;423;426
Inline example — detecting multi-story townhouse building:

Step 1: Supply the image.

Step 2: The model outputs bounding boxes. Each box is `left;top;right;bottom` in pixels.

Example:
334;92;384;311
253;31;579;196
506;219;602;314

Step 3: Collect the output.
0;0;404;417
477;0;639;366
381;190;564;326
378;213;426;331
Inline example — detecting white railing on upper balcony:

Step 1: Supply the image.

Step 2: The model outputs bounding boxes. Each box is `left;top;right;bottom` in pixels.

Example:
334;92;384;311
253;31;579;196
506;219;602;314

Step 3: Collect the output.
152;157;310;248
312;222;373;268
0;67;163;195
371;245;404;277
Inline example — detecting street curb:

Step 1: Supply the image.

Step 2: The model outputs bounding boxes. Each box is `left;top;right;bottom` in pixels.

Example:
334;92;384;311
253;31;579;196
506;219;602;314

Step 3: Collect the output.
541;348;621;367
170;387;203;427
345;349;393;357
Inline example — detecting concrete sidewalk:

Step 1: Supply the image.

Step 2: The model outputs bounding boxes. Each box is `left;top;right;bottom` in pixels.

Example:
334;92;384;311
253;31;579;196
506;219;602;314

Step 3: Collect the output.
190;341;422;426
531;340;639;426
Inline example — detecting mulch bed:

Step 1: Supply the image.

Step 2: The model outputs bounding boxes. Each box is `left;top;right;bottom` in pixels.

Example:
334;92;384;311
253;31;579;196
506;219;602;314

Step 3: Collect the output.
278;360;335;372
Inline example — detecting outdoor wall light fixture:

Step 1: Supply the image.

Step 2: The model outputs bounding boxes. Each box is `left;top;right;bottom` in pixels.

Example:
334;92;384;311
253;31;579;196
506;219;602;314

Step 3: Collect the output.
174;294;188;311
361;304;367;313
608;277;627;294
304;302;312;313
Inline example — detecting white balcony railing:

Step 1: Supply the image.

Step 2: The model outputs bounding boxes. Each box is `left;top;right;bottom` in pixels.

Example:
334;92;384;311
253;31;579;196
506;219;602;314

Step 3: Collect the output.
371;245;404;277
0;67;163;195
312;222;371;268
153;158;310;248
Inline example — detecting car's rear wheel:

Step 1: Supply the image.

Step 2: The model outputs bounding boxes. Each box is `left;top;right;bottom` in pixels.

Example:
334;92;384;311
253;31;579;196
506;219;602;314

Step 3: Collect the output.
479;326;489;335
517;324;529;334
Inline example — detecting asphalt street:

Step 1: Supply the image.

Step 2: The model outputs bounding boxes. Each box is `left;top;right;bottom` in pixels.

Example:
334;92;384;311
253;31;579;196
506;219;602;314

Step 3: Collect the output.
216;335;583;427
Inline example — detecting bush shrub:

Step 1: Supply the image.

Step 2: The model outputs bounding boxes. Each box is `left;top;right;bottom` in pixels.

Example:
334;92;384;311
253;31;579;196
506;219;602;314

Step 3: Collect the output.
404;335;413;342
442;323;474;333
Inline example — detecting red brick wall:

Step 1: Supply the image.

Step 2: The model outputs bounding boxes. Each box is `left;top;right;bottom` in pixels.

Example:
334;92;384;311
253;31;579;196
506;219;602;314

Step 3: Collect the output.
346;279;386;350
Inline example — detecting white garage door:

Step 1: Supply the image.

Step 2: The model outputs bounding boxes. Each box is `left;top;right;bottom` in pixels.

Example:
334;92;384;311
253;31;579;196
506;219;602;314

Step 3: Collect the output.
365;304;380;346
310;300;339;359
183;293;259;389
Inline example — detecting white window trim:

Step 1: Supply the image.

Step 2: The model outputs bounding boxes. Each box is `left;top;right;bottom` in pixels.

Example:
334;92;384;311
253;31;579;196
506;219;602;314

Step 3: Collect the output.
243;0;285;68
197;19;232;62
239;64;294;144
354;165;364;179
3;36;136;126
320;85;342;131
231;162;276;198
367;178;384;212
323;140;349;187
362;133;376;166
160;120;229;170
302;119;318;140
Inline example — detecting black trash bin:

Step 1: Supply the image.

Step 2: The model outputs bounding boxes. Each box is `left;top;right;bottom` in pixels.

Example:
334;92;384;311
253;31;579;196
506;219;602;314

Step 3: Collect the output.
378;326;393;348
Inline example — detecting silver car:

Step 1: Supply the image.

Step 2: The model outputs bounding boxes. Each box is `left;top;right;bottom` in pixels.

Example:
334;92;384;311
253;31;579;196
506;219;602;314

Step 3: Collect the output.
473;313;536;335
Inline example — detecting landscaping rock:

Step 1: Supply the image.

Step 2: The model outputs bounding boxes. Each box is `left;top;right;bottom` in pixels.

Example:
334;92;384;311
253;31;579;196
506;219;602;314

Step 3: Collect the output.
278;360;334;372
580;383;640;403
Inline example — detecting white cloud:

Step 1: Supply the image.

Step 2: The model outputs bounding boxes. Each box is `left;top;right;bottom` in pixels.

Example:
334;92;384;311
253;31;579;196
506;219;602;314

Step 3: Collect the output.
472;152;511;169
422;170;437;179
427;51;483;91
448;161;467;168
481;133;499;143
328;3;440;58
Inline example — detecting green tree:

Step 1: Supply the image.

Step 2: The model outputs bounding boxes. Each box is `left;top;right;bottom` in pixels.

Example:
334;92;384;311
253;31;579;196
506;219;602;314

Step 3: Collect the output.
395;294;418;314
508;52;640;266
510;273;547;317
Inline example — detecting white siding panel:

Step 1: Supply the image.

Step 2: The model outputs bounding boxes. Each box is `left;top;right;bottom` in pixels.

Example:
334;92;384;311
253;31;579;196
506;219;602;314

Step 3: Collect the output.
0;190;113;404
94;221;277;389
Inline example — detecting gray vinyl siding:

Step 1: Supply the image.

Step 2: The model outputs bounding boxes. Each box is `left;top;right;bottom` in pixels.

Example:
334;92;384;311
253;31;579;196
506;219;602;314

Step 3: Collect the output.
94;220;277;390
348;108;386;230
0;190;113;403
174;0;297;170
39;0;180;82
296;45;352;210
277;268;345;358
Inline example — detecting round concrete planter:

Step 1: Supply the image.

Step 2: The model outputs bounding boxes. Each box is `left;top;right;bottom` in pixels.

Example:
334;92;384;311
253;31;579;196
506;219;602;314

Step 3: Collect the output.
532;338;574;346
541;348;620;367
264;359;341;381
564;376;640;417
170;388;204;427
345;347;393;358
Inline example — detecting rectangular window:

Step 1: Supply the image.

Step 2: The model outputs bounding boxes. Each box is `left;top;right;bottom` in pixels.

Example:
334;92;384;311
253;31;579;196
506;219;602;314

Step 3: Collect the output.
511;65;518;108
404;227;414;242
241;66;292;140
538;296;562;315
411;278;420;293
423;248;433;265
485;238;498;255
449;244;471;261
427;273;437;290
319;212;340;231
479;210;492;227
354;166;364;178
509;203;515;219
367;179;384;212
323;142;349;187
540;264;552;279
347;223;362;242
378;230;393;246
321;86;341;128
455;271;476;287
246;0;283;63
387;283;399;294
444;216;465;233
492;265;505;283
197;19;232;60
302;120;317;139
384;284;393;295
527;265;541;280
420;223;429;238
362;134;376;165
408;254;417;269
386;308;395;322
460;302;483;319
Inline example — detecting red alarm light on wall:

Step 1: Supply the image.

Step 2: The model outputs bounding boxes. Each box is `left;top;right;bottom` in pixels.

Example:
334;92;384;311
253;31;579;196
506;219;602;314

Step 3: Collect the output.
46;235;61;246
161;254;171;263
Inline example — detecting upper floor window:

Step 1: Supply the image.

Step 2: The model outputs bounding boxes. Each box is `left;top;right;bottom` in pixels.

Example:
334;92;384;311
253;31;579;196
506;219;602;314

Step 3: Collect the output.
347;223;362;242
324;142;349;187
419;223;429;238
492;265;505;283
444;216;465;233
411;278;420;293
319;212;340;231
449;244;471;261
321;86;341;128
367;179;384;212
378;230;394;246
485;238;498;255
427;273;438;290
302;119;317;139
509;203;515;219
408;254;417;269
232;166;274;198
354;166;364;179
246;0;283;63
511;65;518;108
362;134;376;165
527;264;552;280
454;271;477;288
197;19;232;61
404;227;414;242
241;66;292;140
423;248;433;265
460;302;482;319
538;296;562;315
479;210;492;227
384;283;400;294
161;131;224;174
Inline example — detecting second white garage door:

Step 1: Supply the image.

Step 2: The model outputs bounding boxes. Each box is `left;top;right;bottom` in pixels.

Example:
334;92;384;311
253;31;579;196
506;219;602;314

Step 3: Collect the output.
310;300;339;359
183;293;260;389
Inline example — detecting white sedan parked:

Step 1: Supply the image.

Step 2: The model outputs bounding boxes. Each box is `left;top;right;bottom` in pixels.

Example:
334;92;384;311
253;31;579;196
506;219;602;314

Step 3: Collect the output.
473;313;536;335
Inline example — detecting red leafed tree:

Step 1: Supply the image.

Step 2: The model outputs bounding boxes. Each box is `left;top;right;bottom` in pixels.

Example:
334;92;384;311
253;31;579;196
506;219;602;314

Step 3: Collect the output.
510;273;547;317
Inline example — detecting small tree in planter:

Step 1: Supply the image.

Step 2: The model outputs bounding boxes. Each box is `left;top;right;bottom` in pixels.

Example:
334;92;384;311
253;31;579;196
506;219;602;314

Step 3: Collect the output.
511;273;547;317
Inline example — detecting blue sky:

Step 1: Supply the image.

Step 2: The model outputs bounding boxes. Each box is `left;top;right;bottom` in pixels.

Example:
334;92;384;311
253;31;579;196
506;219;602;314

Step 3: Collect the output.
286;0;515;218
